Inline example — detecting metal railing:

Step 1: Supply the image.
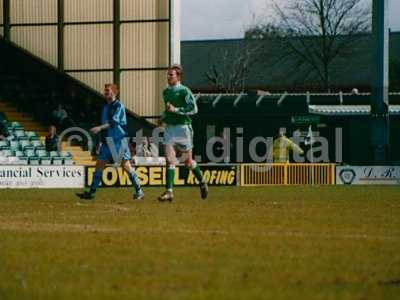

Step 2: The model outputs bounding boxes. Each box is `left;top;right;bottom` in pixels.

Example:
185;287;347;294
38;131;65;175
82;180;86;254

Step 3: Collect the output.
240;163;336;186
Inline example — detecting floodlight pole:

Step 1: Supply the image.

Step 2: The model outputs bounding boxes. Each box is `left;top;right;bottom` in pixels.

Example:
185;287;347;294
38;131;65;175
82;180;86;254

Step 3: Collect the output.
57;0;64;72
3;0;10;41
169;0;181;65
370;0;390;164
113;0;121;86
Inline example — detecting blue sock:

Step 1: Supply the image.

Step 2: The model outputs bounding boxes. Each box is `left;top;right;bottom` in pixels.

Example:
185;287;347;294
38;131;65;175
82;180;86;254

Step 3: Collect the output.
128;170;142;194
89;170;102;194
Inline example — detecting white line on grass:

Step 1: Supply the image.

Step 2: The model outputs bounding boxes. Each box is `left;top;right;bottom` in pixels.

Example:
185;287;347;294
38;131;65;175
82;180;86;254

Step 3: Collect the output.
0;221;398;242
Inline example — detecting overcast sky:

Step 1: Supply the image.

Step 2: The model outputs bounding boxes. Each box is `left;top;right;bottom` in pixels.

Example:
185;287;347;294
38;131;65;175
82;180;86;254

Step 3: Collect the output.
182;0;400;40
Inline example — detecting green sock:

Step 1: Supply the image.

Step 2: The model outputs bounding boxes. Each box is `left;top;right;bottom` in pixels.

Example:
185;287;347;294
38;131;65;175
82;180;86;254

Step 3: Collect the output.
166;166;175;191
191;164;204;184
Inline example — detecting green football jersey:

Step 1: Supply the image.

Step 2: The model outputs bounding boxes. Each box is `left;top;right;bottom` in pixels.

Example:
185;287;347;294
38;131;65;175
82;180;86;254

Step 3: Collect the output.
162;83;198;125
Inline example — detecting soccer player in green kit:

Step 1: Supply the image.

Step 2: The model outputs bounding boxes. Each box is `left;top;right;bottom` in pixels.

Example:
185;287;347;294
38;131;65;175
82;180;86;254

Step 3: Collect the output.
158;64;208;202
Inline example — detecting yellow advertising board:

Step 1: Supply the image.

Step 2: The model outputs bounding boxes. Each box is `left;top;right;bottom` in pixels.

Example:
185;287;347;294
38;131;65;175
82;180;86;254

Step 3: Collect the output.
85;165;237;187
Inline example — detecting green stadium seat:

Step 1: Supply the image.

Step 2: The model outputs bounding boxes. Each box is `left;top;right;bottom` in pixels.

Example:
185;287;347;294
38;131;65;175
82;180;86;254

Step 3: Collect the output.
18;136;29;142
37;150;52;165
35;146;46;151
30;136;40;141
0;140;9;148
49;151;58;157
11;121;22;129
14;127;24;132
29;157;40;165
9;140;20;151
31;140;42;148
24;149;36;157
3;149;15;157
63;158;74;165
14;150;25;157
52;157;64;165
18;157;29;165
60;151;72;158
20;140;31;149
23;145;35;151
0;146;10;153
40;158;52;165
14;130;26;138
25;131;38;139
6;135;16;141
36;149;48;158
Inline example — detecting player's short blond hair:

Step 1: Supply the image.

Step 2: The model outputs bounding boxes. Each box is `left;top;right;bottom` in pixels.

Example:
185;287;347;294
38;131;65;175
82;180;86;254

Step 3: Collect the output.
104;83;119;95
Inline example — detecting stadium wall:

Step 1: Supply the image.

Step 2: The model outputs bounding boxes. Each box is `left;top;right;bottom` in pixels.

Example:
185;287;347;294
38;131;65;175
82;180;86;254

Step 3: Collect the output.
10;0;58;66
1;0;175;119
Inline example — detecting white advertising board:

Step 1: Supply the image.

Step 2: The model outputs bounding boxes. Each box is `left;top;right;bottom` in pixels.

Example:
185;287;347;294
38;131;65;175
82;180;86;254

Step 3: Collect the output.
0;166;85;188
337;166;400;185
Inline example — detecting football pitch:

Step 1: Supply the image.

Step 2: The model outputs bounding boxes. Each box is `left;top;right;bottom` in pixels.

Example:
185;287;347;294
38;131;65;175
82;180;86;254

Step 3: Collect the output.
0;186;399;300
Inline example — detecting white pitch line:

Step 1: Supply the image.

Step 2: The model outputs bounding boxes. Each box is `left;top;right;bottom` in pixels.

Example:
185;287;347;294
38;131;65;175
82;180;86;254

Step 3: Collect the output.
0;222;398;241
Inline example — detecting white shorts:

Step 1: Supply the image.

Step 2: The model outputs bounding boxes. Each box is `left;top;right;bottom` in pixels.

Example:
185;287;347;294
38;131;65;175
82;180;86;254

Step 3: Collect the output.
164;124;194;152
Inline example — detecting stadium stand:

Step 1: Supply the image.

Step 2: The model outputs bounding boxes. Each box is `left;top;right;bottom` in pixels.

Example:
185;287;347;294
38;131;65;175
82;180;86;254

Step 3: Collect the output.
0;36;155;166
0;100;88;165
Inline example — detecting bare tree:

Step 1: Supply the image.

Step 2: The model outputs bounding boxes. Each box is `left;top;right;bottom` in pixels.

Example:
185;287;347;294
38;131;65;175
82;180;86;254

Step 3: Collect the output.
246;0;371;91
205;41;262;93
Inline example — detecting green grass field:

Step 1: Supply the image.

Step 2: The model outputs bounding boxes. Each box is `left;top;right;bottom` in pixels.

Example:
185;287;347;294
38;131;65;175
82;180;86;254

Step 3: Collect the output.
0;186;399;300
